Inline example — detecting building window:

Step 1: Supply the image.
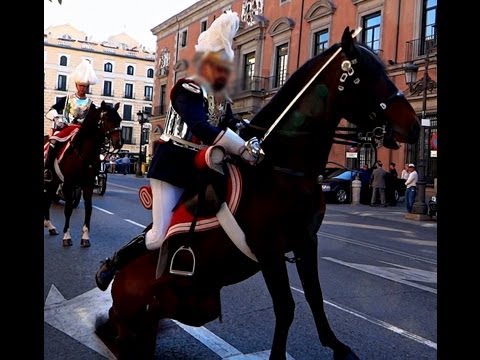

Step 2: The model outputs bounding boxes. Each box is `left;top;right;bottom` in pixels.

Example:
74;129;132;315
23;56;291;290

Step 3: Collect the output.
124;83;133;99
127;65;134;75
181;29;188;48
144;106;152;115
121;126;133;144
362;11;381;53
201;20;208;33
103;81;112;96
57;75;67;91
274;43;288;88
123;104;132;121
243;52;255;90
313;29;329;57
159;84;167;115
147;68;154;78
59;55;68;66
421;0;437;54
144;86;153;101
104;62;113;72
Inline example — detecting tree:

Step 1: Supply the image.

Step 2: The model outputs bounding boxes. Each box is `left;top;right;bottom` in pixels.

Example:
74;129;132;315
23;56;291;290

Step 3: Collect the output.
49;0;63;4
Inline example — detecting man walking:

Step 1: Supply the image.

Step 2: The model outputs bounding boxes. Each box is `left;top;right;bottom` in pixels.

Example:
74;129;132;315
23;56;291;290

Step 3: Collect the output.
370;160;387;207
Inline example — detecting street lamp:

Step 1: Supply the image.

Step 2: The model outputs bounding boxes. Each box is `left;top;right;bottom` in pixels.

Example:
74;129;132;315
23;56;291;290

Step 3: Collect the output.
404;40;437;216
136;110;150;177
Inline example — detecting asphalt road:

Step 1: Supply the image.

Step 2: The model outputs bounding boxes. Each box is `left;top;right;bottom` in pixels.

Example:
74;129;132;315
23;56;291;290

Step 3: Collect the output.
44;174;437;359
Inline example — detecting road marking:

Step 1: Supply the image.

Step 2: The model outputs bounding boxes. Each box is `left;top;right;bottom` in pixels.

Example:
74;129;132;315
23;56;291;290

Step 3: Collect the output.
91;205;147;229
290;286;437;350
92;205;114;214
322;256;437;294
319;231;437;265
322;220;414;234
108;182;141;192
45;284;295;359
123;219;145;228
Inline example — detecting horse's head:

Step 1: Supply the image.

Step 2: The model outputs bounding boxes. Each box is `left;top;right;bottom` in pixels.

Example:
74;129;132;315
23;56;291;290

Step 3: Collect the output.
99;101;123;150
336;27;420;149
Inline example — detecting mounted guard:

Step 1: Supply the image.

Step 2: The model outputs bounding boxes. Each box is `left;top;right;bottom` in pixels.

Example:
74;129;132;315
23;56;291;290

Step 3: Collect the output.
95;11;264;290
44;59;98;182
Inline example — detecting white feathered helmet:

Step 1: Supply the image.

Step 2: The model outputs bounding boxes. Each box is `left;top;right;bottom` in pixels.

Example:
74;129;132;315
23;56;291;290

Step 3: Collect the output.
194;11;240;69
70;59;98;86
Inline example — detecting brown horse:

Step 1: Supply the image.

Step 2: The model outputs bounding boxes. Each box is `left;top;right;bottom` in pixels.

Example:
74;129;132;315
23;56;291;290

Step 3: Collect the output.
43;101;123;246
96;28;420;359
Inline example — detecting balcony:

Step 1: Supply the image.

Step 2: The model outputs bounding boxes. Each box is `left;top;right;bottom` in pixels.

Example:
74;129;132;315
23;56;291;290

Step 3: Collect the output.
405;35;437;62
123;92;135;99
233;75;290;95
102;90;114;97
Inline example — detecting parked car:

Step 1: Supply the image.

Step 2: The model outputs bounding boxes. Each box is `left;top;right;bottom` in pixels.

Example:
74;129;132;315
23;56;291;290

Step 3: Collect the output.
321;169;370;204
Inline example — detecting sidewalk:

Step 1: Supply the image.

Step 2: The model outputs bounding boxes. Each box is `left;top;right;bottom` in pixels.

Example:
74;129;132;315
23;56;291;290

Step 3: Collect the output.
326;201;437;227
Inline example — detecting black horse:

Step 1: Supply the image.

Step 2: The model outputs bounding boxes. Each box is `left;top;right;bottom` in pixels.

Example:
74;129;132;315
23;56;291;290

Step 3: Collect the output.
43;101;123;246
96;28;420;359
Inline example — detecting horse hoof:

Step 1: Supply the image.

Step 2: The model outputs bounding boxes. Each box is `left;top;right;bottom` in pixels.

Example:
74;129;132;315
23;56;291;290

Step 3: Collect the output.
63;239;72;246
49;229;59;235
80;239;91;247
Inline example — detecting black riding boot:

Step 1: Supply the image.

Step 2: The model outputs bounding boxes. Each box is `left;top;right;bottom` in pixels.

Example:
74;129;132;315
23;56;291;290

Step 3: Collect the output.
95;232;148;291
44;142;59;182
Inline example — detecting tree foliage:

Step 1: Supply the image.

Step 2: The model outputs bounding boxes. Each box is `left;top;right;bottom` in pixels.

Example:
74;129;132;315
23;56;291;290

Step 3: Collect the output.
49;0;63;4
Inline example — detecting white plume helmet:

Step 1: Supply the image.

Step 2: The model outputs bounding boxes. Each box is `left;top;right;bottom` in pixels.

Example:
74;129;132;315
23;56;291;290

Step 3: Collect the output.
195;11;240;63
70;59;98;85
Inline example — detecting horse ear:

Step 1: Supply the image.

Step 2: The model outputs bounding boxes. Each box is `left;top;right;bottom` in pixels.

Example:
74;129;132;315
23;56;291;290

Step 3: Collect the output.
341;26;355;56
100;100;106;108
114;102;120;111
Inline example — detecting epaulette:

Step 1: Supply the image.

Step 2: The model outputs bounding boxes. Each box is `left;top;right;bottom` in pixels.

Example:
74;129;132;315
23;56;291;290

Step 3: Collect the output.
171;78;203;100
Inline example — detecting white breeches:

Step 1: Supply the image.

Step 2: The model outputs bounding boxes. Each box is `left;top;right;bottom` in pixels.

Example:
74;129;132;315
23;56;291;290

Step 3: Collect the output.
145;179;184;250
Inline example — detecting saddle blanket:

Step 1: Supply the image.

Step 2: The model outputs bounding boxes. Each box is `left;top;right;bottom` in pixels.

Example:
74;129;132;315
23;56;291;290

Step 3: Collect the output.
165;162;242;240
43;125;80;163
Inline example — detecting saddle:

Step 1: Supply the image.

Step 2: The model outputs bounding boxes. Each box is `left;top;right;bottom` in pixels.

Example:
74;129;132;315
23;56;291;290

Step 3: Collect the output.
138;150;255;278
44;125;81;164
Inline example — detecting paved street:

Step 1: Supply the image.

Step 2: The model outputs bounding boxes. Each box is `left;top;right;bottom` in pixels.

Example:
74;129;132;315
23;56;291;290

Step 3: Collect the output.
44;174;437;359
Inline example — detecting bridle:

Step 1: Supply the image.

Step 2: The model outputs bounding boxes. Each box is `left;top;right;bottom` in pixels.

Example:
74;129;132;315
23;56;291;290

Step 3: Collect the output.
98;108;122;153
333;51;405;147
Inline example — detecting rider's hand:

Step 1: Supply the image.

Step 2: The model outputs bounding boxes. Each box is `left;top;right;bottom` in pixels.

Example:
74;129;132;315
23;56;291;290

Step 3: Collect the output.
241;137;265;165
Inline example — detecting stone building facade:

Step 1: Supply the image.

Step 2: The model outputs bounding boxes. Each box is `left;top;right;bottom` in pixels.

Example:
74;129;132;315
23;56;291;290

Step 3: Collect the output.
149;0;437;183
44;24;156;154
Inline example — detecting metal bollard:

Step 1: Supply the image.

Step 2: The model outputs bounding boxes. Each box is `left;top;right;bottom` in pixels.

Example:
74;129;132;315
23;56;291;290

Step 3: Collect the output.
351;175;362;205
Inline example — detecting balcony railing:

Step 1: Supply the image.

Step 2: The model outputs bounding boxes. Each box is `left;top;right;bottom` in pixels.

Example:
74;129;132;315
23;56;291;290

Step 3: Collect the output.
405;35;438;62
233;75;290;94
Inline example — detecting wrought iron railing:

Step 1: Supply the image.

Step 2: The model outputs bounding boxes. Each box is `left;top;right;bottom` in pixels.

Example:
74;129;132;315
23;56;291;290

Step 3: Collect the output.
405;35;438;62
233;75;290;94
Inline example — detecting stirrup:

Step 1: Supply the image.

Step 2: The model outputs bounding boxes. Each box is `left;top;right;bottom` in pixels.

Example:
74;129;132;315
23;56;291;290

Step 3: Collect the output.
169;246;196;276
44;169;53;182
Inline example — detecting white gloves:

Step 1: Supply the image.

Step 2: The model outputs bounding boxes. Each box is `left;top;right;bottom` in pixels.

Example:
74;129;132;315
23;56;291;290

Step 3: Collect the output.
214;128;264;165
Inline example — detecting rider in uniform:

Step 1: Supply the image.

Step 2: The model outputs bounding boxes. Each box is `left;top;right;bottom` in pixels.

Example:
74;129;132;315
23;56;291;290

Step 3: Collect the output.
95;11;264;291
44;59;98;182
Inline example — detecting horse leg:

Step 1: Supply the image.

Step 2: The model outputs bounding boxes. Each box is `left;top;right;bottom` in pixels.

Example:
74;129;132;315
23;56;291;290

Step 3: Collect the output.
292;211;359;360
259;256;295;360
62;183;74;247
43;182;59;235
80;184;93;247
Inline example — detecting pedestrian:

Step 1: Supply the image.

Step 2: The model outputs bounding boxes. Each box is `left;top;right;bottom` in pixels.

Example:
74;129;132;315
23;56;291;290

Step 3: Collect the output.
369;160;387;206
405;163;418;213
120;154;130;175
400;164;409;180
95;11;264;291
385;162;398;206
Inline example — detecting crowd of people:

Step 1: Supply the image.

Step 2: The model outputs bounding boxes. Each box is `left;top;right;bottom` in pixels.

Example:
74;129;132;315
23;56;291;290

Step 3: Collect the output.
358;161;417;212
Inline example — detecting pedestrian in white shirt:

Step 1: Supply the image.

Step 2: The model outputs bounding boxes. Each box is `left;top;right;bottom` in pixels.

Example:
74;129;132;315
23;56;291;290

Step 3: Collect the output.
405;164;418;213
